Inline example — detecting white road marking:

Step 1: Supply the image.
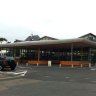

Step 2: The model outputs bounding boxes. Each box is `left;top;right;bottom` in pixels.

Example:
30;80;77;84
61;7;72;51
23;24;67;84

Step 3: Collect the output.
90;68;96;70
17;66;27;68
0;70;27;76
65;77;70;79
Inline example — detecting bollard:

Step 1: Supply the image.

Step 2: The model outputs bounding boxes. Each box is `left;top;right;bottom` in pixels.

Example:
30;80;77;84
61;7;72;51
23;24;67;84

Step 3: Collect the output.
89;63;91;68
48;61;51;67
26;62;28;66
81;64;83;68
59;64;61;67
17;62;18;66
71;64;74;68
37;63;39;66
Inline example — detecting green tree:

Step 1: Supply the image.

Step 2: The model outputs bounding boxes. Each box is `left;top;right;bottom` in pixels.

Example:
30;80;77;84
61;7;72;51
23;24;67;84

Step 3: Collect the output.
0;37;7;44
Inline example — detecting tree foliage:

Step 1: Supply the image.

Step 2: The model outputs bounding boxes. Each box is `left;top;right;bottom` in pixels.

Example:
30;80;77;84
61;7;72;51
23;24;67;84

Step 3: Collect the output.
0;37;7;43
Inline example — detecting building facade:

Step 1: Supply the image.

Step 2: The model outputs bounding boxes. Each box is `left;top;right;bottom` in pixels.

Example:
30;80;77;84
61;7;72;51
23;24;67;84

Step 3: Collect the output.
0;33;96;67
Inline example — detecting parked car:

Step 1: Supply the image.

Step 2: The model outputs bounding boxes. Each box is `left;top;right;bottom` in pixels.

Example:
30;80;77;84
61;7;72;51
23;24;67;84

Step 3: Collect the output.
0;56;16;71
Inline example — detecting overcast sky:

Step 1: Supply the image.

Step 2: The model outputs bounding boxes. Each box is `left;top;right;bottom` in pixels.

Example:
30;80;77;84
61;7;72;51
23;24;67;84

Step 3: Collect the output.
0;0;96;42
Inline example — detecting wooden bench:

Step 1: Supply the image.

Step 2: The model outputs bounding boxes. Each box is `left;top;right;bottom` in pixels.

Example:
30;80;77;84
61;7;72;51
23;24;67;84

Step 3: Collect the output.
60;61;89;67
28;60;48;65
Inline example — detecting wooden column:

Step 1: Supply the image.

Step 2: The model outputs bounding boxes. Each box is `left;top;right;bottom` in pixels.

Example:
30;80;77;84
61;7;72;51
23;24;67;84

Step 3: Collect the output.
71;43;73;62
80;48;83;68
37;48;40;65
5;48;7;56
13;48;15;57
81;48;83;61
38;48;40;61
71;43;73;68
1;48;2;56
88;48;92;68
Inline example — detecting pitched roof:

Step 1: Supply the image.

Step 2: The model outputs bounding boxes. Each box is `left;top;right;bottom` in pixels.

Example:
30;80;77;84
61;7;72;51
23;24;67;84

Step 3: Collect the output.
25;35;40;41
79;33;96;38
39;36;58;40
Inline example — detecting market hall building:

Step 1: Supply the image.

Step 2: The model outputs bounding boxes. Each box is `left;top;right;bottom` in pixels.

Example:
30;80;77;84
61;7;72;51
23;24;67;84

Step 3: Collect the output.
0;33;96;67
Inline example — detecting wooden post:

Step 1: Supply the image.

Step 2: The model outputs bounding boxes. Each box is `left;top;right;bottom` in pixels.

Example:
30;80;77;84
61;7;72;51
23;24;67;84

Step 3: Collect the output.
81;48;83;61
1;48;2;56
13;48;15;57
71;43;73;61
5;48;7;56
71;43;73;68
37;48;40;66
80;48;83;68
89;48;92;68
81;64;83;68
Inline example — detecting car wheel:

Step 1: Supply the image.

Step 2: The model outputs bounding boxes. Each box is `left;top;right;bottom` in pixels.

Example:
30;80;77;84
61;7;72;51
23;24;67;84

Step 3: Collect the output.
10;60;16;70
11;67;15;70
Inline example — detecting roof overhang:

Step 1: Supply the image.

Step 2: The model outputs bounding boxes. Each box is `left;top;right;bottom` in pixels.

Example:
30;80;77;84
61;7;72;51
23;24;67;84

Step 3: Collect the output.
0;38;96;49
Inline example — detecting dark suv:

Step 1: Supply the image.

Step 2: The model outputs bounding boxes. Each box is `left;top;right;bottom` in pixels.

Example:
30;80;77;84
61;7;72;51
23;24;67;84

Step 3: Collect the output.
0;56;16;71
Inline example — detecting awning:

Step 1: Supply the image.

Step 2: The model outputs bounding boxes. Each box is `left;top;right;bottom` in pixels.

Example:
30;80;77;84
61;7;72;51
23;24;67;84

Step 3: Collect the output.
0;38;96;48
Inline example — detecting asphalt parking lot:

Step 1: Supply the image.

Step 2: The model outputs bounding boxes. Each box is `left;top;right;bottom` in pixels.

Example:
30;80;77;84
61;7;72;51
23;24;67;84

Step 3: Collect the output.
0;65;96;96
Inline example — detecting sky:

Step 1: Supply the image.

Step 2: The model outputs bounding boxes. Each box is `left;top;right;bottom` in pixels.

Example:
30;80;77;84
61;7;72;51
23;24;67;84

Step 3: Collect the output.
0;0;96;42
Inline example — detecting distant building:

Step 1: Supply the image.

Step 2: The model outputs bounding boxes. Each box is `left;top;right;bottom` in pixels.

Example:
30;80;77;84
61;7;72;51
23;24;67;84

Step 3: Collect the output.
40;36;58;40
25;35;58;41
25;35;40;41
79;33;96;41
14;39;23;43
